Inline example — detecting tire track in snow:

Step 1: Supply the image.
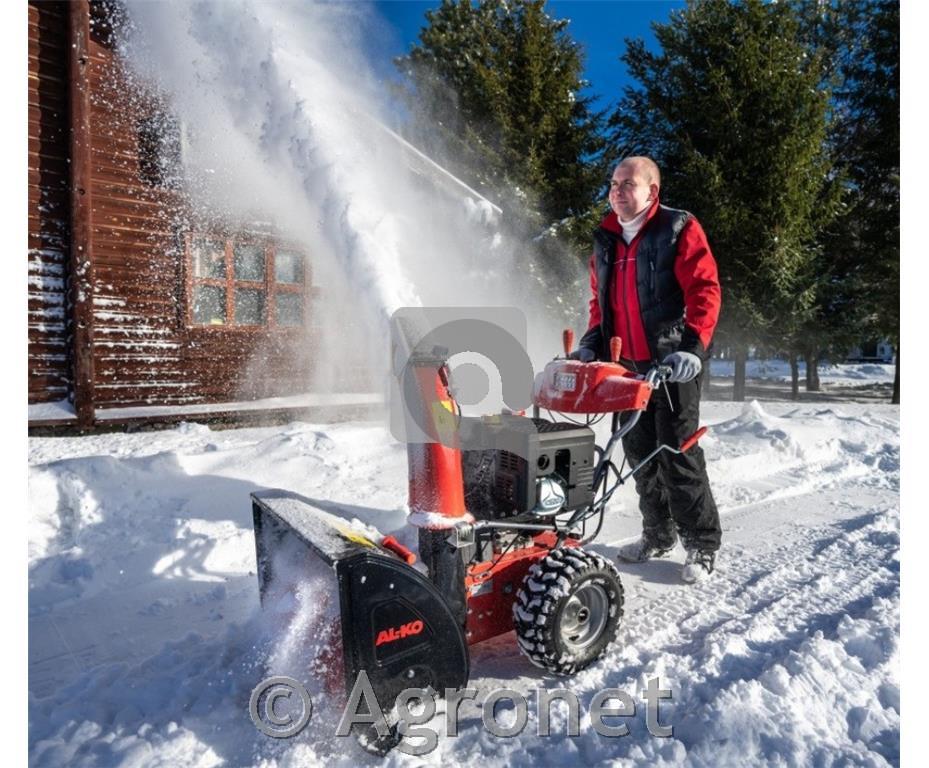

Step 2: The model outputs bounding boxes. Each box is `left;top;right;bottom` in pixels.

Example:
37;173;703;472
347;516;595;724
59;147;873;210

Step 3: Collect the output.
453;488;899;767
592;494;900;766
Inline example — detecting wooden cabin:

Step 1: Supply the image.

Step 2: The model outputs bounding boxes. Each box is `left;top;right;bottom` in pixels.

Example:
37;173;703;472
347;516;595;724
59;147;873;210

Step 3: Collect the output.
28;1;501;431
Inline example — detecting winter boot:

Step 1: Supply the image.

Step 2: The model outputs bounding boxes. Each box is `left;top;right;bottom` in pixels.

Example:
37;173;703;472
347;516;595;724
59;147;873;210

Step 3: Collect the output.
681;548;716;583
617;535;676;563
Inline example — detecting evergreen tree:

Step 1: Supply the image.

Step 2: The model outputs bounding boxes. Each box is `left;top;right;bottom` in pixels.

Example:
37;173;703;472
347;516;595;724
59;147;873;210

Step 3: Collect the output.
609;0;840;400
394;0;607;246
798;0;899;401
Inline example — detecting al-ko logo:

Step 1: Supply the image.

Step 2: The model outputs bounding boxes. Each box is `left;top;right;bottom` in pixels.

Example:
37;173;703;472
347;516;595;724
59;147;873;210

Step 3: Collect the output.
375;619;425;647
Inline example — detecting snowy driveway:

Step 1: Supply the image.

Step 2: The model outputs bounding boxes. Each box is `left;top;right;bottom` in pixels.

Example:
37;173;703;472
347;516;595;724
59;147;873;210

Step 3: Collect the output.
29;402;899;766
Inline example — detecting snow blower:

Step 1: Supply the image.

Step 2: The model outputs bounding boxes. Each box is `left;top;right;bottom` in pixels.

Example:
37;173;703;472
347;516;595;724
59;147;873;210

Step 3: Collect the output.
250;324;707;748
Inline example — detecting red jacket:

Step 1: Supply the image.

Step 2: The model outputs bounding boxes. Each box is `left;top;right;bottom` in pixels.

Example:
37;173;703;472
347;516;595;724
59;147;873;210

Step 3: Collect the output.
585;198;721;362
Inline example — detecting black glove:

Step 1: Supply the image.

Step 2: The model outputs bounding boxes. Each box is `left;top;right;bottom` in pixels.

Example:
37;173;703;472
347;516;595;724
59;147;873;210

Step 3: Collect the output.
567;348;596;363
662;351;702;383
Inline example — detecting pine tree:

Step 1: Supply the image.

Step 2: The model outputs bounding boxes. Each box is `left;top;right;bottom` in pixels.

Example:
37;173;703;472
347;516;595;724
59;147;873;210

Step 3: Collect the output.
393;0;607;246
808;0;899;401
789;1;899;401
609;0;840;400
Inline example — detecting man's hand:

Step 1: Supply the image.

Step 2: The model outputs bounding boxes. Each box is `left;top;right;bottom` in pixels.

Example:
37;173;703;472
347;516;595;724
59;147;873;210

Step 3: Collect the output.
662;351;702;383
567;348;596;363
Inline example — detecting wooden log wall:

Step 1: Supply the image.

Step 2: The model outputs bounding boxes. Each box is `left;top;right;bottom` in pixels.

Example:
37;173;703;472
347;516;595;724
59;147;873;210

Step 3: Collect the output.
29;0;319;411
28;2;72;404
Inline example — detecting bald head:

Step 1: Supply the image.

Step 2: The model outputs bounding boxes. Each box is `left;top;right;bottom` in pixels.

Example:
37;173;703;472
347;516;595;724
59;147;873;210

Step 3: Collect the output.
609;156;661;220
617;156;661;188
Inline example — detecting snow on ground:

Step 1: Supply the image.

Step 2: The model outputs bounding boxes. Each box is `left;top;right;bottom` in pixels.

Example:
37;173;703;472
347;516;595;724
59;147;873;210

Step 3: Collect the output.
710;359;896;386
28;400;899;766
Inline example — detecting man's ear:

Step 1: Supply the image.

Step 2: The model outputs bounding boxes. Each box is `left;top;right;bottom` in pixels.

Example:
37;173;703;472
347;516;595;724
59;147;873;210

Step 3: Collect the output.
648;183;660;201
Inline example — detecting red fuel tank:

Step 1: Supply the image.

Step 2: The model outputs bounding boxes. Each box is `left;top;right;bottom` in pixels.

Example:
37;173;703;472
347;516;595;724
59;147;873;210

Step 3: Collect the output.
532;359;652;414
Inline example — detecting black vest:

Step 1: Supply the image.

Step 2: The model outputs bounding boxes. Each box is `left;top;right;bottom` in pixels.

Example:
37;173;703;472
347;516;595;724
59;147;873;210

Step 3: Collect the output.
590;205;692;362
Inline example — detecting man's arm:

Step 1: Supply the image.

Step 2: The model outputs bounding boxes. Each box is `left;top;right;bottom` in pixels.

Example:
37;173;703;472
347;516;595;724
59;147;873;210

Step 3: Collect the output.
674;217;721;360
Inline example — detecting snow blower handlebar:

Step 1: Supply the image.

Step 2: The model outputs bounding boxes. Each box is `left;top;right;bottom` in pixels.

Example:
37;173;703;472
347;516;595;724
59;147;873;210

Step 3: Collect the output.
620;425;709;484
679;426;709;453
592;362;674;485
558;358;709;544
599;362;707;486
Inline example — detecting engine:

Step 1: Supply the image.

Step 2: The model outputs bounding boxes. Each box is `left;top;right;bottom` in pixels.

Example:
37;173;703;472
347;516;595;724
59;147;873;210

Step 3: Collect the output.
460;414;595;521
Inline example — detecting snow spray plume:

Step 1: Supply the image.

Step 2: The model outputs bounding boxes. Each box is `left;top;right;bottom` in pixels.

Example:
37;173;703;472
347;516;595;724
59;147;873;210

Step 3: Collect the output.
254;535;346;745
392;52;591;339
117;0;582;399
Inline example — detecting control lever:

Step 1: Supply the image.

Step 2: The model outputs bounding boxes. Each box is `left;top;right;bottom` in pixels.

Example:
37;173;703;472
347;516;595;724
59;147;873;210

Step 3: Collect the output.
610;336;622;363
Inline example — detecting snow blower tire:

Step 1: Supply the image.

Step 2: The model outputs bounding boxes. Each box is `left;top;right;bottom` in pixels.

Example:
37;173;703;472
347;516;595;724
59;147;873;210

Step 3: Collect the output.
513;547;624;675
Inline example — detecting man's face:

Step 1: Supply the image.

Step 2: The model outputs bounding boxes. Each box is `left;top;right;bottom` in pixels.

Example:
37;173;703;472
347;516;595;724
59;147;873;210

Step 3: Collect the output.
608;162;657;220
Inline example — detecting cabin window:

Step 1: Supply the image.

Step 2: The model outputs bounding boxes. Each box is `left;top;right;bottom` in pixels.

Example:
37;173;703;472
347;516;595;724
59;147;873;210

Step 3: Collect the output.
274;251;303;284
275;292;303;326
186;235;307;328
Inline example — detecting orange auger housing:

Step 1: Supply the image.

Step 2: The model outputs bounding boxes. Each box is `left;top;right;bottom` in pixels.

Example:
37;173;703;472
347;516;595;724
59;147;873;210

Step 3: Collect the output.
403;353;474;632
405;360;468;522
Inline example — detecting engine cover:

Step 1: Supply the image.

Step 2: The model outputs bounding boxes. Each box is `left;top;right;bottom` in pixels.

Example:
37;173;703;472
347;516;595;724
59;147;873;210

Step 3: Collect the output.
460;415;595;519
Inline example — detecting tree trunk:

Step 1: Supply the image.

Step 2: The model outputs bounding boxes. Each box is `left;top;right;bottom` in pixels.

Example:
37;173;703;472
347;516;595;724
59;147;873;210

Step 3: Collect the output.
892;344;900;404
733;347;747;402
804;349;821;391
790;353;800;400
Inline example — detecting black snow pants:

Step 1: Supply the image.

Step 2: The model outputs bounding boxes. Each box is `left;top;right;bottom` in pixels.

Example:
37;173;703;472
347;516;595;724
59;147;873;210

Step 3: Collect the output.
619;369;721;552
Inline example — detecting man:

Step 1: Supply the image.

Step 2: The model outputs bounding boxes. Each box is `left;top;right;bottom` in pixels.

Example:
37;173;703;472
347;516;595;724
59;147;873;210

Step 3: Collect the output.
569;156;722;582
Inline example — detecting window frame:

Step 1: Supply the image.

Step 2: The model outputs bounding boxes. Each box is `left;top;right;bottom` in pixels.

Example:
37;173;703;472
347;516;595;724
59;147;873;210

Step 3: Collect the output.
184;233;308;331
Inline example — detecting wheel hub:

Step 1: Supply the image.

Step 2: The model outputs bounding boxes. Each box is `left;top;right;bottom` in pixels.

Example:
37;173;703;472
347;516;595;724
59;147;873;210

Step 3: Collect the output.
559;583;609;652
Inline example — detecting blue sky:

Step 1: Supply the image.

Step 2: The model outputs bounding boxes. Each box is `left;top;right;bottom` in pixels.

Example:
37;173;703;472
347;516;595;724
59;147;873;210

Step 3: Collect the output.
369;0;686;111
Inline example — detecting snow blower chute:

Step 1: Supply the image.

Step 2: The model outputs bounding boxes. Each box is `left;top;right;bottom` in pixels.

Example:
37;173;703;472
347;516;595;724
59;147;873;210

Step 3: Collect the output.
251;319;707;742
